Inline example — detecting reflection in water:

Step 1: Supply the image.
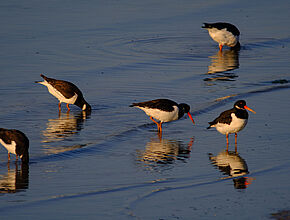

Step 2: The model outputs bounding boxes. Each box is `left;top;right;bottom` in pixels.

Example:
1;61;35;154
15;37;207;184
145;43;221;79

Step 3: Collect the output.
209;150;254;189
204;50;239;82
0;163;29;194
136;137;194;171
41;111;90;155
41;111;90;143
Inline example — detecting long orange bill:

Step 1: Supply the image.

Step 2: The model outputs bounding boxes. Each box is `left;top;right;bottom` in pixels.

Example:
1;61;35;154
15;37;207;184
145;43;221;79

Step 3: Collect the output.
187;112;195;124
244;105;256;114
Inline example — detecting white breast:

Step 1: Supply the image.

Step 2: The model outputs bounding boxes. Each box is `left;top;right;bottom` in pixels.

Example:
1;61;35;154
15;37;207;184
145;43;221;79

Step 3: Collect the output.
137;106;179;122
39;81;78;104
0;139;16;155
208;28;238;47
214;113;247;135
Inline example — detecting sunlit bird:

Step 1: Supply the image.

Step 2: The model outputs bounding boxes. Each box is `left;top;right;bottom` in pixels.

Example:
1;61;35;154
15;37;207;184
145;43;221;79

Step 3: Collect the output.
36;74;91;112
0;128;29;163
207;100;256;149
202;22;240;51
130;99;195;133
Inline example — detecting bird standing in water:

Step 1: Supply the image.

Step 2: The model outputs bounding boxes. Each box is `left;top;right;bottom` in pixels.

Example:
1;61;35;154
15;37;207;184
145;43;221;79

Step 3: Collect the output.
36;74;91;112
0;128;29;163
202;22;240;51
207;100;256;150
130;99;195;134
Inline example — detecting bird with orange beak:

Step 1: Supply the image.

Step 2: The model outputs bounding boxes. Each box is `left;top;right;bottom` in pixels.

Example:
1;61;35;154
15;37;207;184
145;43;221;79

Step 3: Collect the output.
130;99;195;133
207;100;256;149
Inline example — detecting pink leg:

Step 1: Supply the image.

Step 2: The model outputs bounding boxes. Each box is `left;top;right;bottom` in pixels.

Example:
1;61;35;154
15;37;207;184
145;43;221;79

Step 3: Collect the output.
219;44;223;51
150;117;162;133
235;133;238;152
66;103;70;111
8;153;10;161
58;102;61;111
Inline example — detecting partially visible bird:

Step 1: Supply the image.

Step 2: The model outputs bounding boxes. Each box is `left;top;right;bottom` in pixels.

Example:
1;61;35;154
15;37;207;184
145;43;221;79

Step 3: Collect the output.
0;128;29;163
130;99;195;133
207;100;256;150
35;74;91;112
202;22;240;51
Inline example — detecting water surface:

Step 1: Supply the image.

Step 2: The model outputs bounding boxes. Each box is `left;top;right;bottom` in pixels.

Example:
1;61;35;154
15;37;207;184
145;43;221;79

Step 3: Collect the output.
0;0;290;219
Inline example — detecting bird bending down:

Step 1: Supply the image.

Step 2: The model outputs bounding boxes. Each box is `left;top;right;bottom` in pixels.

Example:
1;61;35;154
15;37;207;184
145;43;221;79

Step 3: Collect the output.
130;99;195;133
0;128;29;163
35;74;91;112
202;22;240;51
207;100;256;150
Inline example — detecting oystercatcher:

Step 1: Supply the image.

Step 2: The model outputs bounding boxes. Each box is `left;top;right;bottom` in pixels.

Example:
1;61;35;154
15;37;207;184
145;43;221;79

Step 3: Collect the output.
202;22;240;51
130;99;195;133
0;128;29;163
36;74;91;112
207;100;256;149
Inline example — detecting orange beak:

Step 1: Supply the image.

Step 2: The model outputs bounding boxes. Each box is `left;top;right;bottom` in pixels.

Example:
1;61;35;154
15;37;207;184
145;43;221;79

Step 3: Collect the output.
187;112;195;124
244;105;256;114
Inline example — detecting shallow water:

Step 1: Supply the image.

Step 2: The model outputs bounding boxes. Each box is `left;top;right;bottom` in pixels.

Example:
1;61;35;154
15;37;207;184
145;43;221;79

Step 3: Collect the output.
0;0;290;219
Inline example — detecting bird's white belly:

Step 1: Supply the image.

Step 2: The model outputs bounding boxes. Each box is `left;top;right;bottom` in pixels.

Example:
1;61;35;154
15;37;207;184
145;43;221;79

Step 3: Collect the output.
40;81;78;104
209;28;238;47
0;139;16;155
214;113;247;135
138;106;179;122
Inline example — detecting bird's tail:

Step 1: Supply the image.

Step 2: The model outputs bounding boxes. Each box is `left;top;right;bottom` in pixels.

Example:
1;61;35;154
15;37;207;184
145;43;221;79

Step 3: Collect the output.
202;23;211;29
35;74;48;84
207;122;215;129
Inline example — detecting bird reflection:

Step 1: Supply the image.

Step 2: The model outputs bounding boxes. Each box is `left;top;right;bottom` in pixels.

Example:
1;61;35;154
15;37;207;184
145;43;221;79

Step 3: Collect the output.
0;163;29;193
136;137;194;171
41;111;90;143
209;150;254;189
204;50;239;82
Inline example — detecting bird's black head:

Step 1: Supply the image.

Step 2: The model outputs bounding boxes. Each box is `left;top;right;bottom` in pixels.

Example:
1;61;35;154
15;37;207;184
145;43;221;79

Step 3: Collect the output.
178;103;195;124
234;100;247;109
179;103;190;113
234;100;256;114
202;23;211;29
75;98;91;112
82;102;92;112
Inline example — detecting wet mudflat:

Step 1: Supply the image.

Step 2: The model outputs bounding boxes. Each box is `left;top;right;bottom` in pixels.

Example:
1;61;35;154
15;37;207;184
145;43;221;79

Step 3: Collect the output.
0;0;290;219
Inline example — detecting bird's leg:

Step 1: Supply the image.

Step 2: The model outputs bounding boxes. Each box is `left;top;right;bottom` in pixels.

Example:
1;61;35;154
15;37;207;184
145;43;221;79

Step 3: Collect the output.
58;102;61;111
219;44;223;51
150;117;160;132
226;134;229;151
8;153;10;161
158;122;162;134
66;103;70;112
158;131;162;140
235;133;238;152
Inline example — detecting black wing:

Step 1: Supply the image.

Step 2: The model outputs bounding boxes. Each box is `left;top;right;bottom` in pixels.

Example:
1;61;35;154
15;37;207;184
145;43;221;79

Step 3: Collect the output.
208;108;235;127
130;99;178;112
41;74;83;99
203;22;240;36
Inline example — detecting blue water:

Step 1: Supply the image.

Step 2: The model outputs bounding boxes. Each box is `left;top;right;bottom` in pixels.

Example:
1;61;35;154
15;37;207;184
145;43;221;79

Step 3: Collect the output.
0;0;290;219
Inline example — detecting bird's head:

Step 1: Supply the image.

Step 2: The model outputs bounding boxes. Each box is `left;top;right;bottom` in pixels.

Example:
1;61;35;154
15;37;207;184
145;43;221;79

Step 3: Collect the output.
179;103;195;124
234;100;256;113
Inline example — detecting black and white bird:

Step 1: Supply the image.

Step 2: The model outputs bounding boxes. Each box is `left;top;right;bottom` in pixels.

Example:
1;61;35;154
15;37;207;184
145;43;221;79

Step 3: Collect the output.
130;99;195;133
207;100;256;149
36;74;91;112
202;22;240;51
0;128;29;163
